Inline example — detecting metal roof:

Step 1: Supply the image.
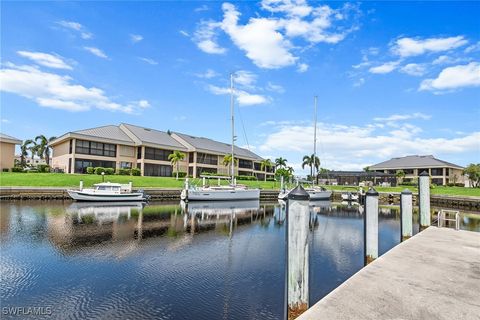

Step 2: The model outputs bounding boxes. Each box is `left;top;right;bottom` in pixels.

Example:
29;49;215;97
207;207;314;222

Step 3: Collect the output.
174;132;263;160
121;124;187;150
74;125;134;143
0;133;22;144
369;155;463;170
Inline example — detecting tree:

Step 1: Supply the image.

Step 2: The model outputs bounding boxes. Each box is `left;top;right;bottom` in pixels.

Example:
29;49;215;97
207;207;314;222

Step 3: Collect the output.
20;139;34;167
274;157;287;169
35;135;57;166
168;150;186;180
302;154;320;182
260;159;273;182
222;154;238;177
396;169;405;185
463;163;480;188
275;166;294;181
363;166;371;172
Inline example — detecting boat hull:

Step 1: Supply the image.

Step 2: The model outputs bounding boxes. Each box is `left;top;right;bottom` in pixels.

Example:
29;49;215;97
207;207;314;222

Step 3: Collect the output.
182;188;260;201
67;190;146;202
278;190;332;200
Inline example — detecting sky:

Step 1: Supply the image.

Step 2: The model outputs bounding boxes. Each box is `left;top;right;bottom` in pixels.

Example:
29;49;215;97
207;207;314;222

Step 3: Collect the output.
1;1;479;174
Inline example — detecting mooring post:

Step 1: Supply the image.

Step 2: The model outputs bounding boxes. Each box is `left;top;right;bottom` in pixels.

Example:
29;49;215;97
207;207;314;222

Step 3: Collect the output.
400;189;413;241
286;185;310;320
364;188;379;264
281;175;285;191
79;180;83;191
418;171;431;230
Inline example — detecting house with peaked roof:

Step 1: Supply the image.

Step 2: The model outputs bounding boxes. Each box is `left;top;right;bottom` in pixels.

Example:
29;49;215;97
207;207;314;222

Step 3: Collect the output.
0;133;22;171
49;124;274;179
369;155;465;186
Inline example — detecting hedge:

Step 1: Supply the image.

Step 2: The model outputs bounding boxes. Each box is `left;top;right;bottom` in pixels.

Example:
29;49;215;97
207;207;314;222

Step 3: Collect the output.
117;168;131;175
11;167;24;173
86;167;95;174
172;172;187;178
131;168;141;176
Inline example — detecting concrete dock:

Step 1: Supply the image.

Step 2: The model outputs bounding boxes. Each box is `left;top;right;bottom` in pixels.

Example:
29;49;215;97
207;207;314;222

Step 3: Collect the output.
298;227;480;320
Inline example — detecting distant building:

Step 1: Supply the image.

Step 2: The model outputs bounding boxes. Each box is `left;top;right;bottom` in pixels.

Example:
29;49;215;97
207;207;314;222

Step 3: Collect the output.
49;123;274;179
369;155;465;186
14;155;47;167
318;171;397;187
0;133;22;171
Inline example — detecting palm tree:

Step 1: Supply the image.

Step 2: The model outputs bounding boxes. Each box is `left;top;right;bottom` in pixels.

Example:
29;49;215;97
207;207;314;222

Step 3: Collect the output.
19;140;32;167
396;169;405;185
275;157;287;169
302;154;320;182
222;154;238;177
168;150;186;180
260;159;273;182
35;135;57;166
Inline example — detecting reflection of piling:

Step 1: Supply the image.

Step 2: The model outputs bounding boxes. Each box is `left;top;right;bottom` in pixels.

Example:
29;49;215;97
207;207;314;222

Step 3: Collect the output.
364;188;379;265
400;189;413;241
286;185;310;320
418;171;431;230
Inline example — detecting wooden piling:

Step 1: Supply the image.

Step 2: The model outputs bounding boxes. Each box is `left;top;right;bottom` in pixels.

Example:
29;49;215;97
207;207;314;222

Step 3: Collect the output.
364;188;379;264
287;185;310;319
400;189;413;241
418;171;431;229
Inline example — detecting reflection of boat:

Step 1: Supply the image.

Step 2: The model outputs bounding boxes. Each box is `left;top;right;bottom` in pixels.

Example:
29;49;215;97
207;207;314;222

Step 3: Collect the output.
309;200;331;209
67;201;144;223
67;182;149;202
181;199;260;215
181;74;259;202
341;187;361;202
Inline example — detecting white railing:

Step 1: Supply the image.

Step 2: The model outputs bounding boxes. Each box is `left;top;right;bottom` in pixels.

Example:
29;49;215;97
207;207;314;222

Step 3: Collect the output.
437;209;460;230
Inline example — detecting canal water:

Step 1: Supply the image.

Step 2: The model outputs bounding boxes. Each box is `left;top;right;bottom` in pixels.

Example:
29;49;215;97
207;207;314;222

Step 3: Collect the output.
1;201;478;320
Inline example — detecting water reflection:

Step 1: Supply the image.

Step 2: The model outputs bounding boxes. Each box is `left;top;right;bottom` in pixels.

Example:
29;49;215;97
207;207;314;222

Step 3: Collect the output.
0;200;478;320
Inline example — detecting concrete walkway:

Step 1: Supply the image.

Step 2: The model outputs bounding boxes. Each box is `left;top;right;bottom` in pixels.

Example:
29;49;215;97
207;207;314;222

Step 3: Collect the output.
299;227;480;320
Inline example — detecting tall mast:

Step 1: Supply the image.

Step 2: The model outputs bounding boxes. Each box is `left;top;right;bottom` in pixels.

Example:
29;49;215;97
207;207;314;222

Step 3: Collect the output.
313;96;318;186
230;73;235;184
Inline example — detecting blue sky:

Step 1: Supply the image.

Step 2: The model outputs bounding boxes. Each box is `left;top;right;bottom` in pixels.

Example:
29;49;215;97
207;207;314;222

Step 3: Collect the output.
1;1;479;173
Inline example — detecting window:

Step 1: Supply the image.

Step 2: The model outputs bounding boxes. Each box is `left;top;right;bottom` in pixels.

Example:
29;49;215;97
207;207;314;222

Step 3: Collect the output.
144;163;172;177
431;168;443;176
197;167;217;177
144;147;172;161
75;140;116;157
431;178;443;185
137;147;142;159
189;152;194;163
238;159;253;169
197;153;218;165
74;159;115;173
69;140;72;154
238;171;252;176
445;168;449;176
254;162;261;171
120;162;132;169
417;168;430;175
403;169;414;174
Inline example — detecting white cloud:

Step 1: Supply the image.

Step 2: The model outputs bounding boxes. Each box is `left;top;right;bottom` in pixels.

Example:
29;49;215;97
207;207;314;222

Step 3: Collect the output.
400;63;427;76
419;62;480;92
195;69;219;79
353;77;365;87
193;1;360;69
234;70;257;87
179;30;190;37
57;20;92;39
465;41;480;53
266;82;285;93
84;47;108;59
130;34;143;43
391;36;468;57
258;120;479;171
195;4;209;12
207;84;270;106
139;57;158;65
1;119;10;123
137;100;150;108
374;113;431;122
368;61;400;74
194;20;227;54
297;63;309;72
17;51;72;70
0;63;147;114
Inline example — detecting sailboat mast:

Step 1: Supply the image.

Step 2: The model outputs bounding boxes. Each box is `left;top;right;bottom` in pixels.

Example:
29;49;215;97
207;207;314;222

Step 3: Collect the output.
230;73;235;184
313;96;318;185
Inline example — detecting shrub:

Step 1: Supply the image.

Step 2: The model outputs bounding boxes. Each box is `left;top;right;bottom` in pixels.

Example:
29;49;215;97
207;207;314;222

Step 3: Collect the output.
235;175;257;181
446;183;464;187
12;167;24;172
37;164;50;173
131;168;141;176
95;167;105;175
105;168;115;175
2;168;9;172
266;178;276;181
117;168;131;175
86;167;95;174
200;171;217;176
172;171;187;178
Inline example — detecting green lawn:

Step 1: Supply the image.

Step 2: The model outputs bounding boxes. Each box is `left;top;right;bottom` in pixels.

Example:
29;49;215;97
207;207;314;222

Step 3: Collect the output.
1;172;479;197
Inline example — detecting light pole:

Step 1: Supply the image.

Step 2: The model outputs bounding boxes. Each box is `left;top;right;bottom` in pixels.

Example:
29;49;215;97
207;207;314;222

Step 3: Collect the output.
101;171;105;182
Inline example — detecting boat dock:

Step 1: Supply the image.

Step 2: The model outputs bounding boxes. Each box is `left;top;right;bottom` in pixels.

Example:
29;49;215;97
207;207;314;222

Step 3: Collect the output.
298;227;480;320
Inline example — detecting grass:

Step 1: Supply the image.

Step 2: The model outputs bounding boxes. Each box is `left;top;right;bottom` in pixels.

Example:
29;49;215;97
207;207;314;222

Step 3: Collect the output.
1;172;479;197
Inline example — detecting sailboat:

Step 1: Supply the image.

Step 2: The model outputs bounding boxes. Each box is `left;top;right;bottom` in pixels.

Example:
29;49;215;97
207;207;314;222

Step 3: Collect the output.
181;74;260;202
278;96;332;201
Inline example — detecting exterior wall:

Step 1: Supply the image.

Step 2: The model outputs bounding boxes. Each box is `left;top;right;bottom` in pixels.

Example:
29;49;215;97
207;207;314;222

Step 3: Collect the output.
375;166;465;186
0;142;16;170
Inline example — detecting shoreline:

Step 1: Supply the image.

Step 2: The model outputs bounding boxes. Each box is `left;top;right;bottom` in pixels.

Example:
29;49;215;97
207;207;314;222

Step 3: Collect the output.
1;187;479;211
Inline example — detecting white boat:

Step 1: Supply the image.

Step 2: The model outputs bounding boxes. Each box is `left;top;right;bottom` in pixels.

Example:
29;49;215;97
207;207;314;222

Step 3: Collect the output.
278;186;332;200
181;74;259;202
340;187;361;201
67;182;149;202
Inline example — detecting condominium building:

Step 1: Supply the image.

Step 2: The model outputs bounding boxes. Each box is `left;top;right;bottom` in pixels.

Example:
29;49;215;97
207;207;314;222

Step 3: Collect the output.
0;133;22;171
49;123;274;179
369;155;465;186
